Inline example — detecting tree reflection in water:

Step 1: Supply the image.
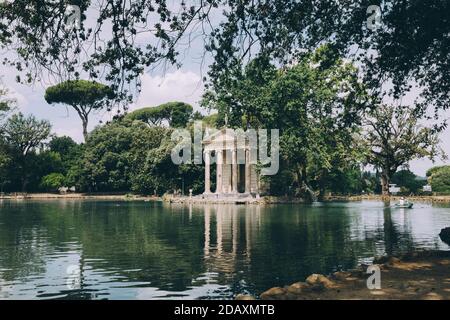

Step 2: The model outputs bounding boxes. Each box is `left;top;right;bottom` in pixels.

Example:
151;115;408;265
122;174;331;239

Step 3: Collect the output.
0;200;447;299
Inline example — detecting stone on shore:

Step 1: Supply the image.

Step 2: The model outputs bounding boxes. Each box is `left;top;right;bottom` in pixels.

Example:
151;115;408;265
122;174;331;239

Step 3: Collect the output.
439;227;450;245
260;287;287;300
332;271;352;281
235;294;256;300
286;282;310;295
305;274;336;289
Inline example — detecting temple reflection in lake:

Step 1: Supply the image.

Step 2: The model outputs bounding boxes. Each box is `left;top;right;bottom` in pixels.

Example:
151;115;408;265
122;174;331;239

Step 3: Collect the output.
0;200;448;299
200;204;261;274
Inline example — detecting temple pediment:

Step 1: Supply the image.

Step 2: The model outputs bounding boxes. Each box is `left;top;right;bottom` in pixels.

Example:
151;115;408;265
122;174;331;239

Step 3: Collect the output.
202;128;250;151
203;128;236;144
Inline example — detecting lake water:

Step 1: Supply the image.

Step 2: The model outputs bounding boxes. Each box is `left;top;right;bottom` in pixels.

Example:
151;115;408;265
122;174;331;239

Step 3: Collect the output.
0;199;449;300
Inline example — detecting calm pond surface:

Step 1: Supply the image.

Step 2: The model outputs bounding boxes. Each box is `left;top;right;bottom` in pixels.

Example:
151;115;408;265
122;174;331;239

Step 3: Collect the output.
0;200;449;300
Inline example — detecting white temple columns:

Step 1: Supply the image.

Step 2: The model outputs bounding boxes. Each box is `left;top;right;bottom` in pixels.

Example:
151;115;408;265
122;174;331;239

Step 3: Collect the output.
245;149;251;194
222;152;232;193
232;150;238;193
204;147;256;196
216;149;223;194
204;151;211;194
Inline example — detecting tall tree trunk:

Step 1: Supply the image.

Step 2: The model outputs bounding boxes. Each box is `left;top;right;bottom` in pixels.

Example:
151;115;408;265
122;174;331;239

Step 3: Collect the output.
82;117;88;141
19;157;28;193
381;172;390;196
298;166;317;202
74;106;89;142
317;169;327;201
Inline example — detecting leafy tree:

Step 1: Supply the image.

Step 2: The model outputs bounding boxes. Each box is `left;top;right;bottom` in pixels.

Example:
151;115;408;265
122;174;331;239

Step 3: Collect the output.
314;164;363;196
40;173;66;192
45;80;112;140
206;0;450;117
202;55;277;128
0;90;9;114
72;118;168;192
131;134;204;196
427;166;450;194
49;136;81;174
73;120;140;192
198;113;219;128
127;102;193;128
69;116;204;195
132;135;179;195
1;149;64;193
2;113;51;156
204;46;369;200
361;171;380;194
49;136;78;156
191;111;205;121
0;83;15;192
360;105;443;195
169;102;194;128
127;105;170;126
426;166;446;178
1;113;52;191
265;166;296;196
0;141;64;193
391;170;426;194
0;139;11;192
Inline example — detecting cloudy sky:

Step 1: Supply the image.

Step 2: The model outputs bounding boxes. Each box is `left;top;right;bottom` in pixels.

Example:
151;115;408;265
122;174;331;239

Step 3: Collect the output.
1;64;205;138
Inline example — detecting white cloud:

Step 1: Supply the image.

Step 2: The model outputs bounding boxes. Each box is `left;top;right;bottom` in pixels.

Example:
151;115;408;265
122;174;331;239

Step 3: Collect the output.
133;69;204;111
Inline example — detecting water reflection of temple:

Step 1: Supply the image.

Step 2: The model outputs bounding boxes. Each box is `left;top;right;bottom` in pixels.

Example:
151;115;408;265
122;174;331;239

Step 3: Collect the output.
198;204;261;275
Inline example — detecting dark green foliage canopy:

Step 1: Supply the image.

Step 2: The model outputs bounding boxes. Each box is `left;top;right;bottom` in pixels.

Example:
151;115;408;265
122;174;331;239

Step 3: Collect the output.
206;0;450;117
391;170;426;194
0;113;55;192
49;136;78;158
45;80;112;108
426;166;447;178
1;113;51;156
204;46;369;197
126;102;193;128
48;136;81;174
45;80;112;140
69;118;203;194
427;166;450;194
40;173;66;192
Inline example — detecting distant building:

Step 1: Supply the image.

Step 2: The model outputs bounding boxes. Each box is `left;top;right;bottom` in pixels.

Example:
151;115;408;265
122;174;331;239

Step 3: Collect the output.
389;184;401;195
423;185;432;192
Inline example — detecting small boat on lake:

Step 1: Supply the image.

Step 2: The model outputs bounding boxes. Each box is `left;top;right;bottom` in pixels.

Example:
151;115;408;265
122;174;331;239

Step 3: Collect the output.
395;197;413;208
395;202;413;208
